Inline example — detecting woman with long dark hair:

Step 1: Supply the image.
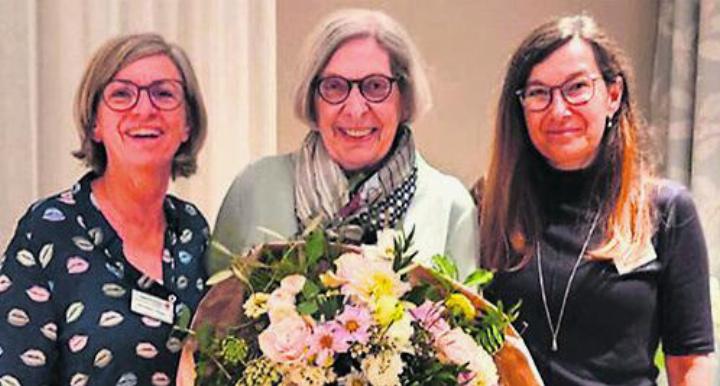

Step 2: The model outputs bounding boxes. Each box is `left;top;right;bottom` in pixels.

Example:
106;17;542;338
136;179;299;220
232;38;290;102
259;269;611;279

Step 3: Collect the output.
476;15;715;385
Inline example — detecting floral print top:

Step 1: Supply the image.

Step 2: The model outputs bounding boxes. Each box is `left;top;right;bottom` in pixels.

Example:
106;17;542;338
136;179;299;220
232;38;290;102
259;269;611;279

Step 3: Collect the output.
0;172;209;386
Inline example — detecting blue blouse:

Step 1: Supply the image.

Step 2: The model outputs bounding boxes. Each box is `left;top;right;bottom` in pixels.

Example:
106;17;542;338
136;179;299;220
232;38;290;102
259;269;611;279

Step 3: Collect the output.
0;172;209;386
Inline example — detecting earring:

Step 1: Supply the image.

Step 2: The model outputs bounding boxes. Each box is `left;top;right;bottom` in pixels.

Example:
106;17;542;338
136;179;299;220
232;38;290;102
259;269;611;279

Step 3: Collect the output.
182;127;191;142
606;115;614;129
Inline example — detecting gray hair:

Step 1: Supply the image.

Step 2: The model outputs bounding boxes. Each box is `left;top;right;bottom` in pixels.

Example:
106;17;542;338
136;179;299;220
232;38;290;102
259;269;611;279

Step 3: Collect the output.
294;8;432;126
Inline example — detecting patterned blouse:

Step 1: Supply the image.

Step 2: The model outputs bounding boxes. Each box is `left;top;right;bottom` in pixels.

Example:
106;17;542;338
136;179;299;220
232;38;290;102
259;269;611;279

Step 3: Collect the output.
0;172;209;386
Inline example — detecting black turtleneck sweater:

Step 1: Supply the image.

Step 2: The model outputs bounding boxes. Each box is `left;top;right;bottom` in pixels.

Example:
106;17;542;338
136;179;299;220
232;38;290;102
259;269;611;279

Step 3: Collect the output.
485;166;714;386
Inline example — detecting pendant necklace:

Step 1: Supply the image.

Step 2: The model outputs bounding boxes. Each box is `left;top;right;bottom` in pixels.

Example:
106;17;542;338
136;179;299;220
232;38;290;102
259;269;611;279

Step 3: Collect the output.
536;210;600;352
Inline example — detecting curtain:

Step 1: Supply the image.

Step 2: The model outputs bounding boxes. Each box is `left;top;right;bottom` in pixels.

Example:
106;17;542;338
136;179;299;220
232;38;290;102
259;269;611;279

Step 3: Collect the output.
650;0;720;375
0;0;277;249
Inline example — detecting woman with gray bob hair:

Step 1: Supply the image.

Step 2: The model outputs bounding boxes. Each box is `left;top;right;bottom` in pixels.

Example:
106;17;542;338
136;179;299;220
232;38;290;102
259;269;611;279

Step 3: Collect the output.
209;8;478;280
294;8;432;126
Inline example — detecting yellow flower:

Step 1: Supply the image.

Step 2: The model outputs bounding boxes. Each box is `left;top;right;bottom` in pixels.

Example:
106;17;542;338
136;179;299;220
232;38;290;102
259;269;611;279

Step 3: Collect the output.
334;252;410;303
370;271;396;298
374;295;404;327
445;293;477;321
243;292;270;319
319;271;346;288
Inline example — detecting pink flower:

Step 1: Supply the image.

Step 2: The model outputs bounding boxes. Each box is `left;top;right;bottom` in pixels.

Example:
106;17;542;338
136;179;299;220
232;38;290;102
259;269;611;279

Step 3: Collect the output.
267;288;296;322
435;328;499;386
266;275;306;323
410;300;451;339
258;313;310;363
308;321;350;367
336;304;373;345
458;371;475;385
280;274;306;294
435;328;476;365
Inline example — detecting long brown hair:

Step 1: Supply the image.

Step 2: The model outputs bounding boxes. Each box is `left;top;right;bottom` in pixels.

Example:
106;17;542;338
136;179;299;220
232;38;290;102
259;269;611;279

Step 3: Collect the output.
478;15;656;271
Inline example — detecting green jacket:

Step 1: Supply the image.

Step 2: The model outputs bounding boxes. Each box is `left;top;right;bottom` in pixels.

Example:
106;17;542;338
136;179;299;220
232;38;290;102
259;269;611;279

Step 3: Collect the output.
208;153;479;279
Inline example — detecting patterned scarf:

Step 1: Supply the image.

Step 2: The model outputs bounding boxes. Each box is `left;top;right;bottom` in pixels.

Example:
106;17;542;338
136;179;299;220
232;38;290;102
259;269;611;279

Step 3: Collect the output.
294;125;417;243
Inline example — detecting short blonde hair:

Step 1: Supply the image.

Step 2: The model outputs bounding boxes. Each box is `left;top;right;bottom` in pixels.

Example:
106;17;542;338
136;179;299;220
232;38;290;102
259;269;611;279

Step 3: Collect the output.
73;33;207;178
294;9;432;126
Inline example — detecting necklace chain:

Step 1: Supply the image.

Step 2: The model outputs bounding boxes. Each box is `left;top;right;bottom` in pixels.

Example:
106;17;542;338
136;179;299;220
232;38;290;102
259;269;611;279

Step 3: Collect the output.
536;211;600;352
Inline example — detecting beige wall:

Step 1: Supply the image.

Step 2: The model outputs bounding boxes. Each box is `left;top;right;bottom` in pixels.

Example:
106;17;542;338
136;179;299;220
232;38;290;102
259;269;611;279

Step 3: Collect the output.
0;0;658;249
276;0;658;186
0;0;276;250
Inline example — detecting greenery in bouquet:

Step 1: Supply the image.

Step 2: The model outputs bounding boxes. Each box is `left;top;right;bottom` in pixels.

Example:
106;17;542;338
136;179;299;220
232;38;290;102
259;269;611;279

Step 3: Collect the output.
191;226;519;386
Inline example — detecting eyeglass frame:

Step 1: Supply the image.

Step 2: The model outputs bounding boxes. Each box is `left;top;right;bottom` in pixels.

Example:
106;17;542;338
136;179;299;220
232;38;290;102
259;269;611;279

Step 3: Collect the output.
515;75;603;112
314;74;398;105
101;79;186;112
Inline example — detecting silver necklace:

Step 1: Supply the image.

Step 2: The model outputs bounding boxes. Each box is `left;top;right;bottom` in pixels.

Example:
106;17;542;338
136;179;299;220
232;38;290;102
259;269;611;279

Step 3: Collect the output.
536;211;600;352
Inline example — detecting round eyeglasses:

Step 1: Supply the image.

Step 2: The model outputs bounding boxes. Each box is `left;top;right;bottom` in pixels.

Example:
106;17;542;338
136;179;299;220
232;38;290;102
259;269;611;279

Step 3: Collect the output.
516;76;601;112
102;79;185;112
316;74;397;104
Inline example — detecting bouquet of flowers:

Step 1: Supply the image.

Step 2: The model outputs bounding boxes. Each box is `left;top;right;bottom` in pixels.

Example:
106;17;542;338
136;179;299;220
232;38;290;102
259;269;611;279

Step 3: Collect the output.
180;227;542;386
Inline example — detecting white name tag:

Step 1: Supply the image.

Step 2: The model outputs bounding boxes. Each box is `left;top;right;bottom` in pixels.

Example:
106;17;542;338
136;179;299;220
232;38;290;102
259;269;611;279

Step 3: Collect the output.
614;242;657;275
130;289;175;325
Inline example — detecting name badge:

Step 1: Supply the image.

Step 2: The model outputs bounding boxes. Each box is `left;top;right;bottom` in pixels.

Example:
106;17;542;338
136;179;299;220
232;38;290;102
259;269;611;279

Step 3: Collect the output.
614;242;657;275
130;289;175;324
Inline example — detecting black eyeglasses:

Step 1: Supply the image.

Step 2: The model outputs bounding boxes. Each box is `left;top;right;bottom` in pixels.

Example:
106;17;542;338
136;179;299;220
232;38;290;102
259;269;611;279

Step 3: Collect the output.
102;79;185;112
516;75;601;112
315;74;397;104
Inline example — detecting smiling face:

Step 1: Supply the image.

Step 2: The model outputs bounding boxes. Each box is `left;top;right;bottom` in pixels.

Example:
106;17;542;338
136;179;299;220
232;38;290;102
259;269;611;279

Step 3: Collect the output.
94;54;188;174
522;38;622;170
314;37;402;171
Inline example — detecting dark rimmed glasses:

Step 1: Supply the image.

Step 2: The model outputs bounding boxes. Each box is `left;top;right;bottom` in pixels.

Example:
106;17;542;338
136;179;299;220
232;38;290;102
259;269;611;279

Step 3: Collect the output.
102;79;185;111
516;75;602;112
316;74;397;104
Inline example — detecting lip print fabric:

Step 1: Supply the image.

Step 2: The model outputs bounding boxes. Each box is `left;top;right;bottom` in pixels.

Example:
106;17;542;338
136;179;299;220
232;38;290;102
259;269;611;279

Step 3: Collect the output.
0;172;209;385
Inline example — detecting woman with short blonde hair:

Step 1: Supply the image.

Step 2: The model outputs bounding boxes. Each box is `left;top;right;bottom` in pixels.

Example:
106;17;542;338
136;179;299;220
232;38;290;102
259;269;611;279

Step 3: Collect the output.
0;33;210;385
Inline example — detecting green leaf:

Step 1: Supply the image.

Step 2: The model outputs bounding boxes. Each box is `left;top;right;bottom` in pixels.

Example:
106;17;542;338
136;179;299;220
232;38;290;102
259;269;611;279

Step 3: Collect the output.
431;254;459;281
274;250;300;277
318;294;343;320
305;229;325;268
654;344;665;370
210;240;236;258
206;269;234;286
406;283;444;304
249;268;274;293
463;269;494;288
195;323;215;352
302;280;321;299
404;225;416;253
297;300;319;315
391;227;419;272
173;305;192;332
